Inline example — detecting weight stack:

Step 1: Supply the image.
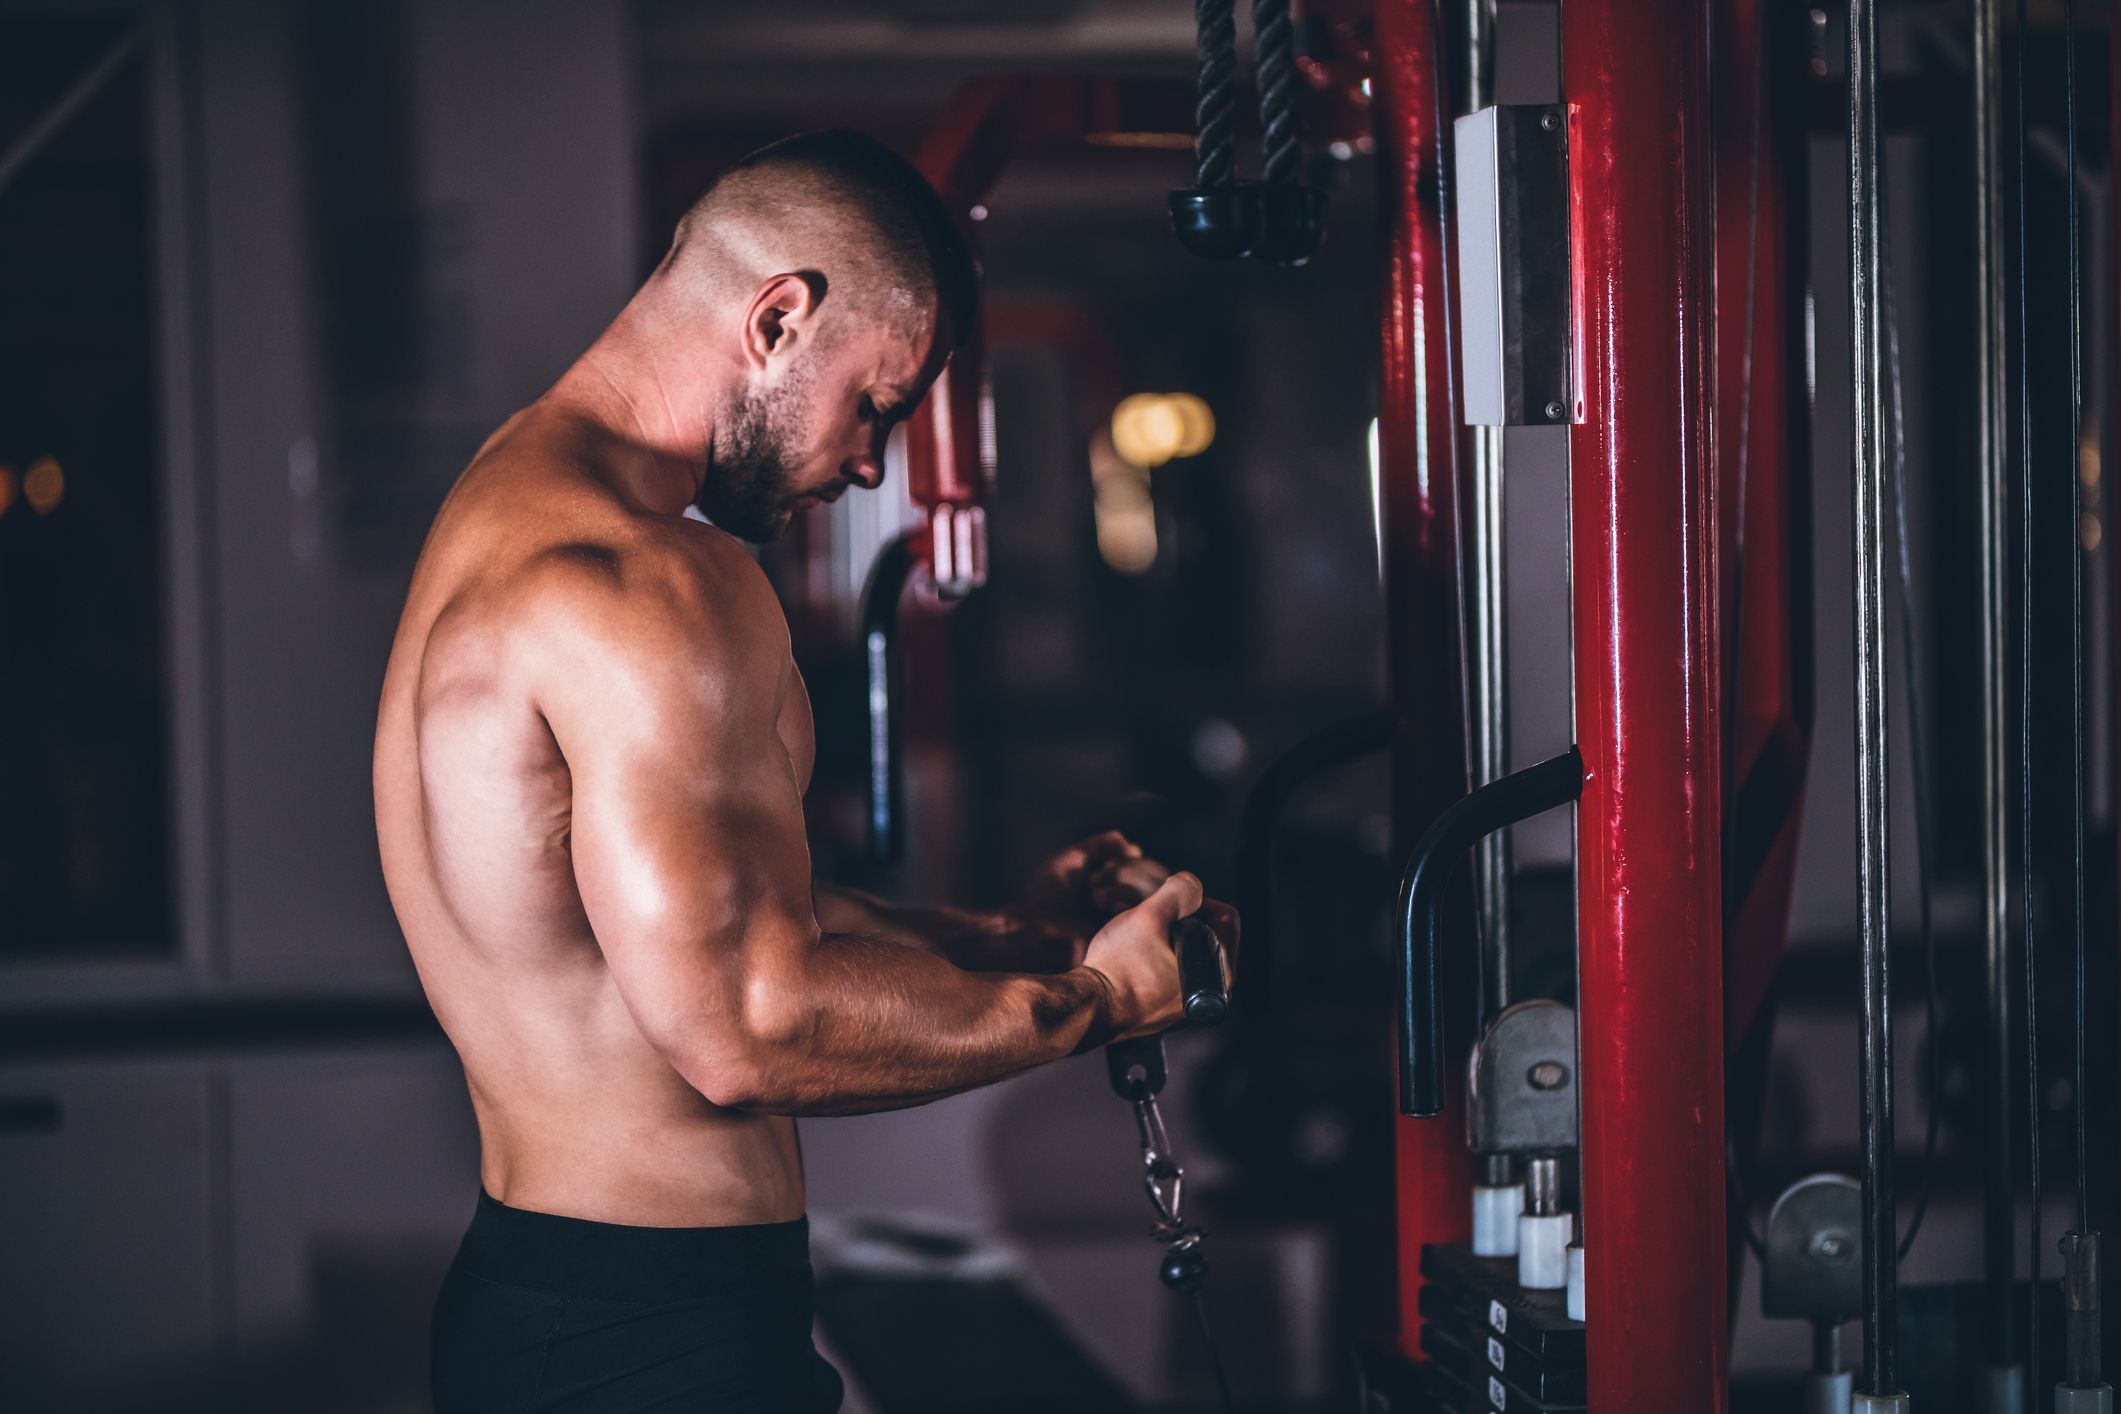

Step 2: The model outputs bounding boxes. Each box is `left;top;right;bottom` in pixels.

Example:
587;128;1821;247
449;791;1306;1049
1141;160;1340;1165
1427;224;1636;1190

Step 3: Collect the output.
1416;1244;1587;1413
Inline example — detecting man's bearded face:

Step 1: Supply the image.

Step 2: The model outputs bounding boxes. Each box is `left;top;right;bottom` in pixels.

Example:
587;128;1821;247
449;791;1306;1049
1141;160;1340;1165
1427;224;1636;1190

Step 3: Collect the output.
695;358;819;544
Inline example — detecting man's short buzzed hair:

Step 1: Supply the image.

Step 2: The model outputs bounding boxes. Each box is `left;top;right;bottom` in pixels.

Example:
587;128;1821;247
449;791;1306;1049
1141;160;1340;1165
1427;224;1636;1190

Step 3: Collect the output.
672;128;980;355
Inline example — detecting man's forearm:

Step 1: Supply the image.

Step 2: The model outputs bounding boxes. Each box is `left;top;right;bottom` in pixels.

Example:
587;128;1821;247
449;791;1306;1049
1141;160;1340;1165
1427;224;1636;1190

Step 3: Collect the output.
813;885;1062;972
701;929;1119;1118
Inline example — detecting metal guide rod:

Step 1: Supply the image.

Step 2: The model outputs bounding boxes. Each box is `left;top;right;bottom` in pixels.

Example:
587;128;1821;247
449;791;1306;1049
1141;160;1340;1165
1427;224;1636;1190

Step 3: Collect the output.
1461;0;1493;114
1846;0;1901;1399
2063;0;2090;1238
1461;0;1511;1023
1969;0;2020;1381
2009;0;2043;1393
2058;0;2106;1404
1471;437;1511;1017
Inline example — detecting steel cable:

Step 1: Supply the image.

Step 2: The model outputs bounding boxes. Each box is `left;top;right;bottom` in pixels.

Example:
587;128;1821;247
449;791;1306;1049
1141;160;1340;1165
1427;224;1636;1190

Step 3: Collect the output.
1880;203;1942;1261
1846;0;1898;1387
1192;1292;1235;1411
1721;0;1771;1263
2060;0;2090;1244
1420;0;1477;812
2009;0;2042;1392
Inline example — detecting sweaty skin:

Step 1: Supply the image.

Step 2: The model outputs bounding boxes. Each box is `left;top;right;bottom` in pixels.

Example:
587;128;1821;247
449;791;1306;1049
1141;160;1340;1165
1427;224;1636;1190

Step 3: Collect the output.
374;249;1218;1230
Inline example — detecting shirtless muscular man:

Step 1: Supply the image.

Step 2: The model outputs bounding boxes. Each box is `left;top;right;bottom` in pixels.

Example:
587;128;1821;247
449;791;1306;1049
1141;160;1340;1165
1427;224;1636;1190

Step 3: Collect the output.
373;129;1231;1412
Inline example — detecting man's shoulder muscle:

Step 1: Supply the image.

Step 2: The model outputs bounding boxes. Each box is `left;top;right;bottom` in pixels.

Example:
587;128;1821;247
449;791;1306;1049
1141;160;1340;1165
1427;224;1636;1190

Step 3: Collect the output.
507;524;790;743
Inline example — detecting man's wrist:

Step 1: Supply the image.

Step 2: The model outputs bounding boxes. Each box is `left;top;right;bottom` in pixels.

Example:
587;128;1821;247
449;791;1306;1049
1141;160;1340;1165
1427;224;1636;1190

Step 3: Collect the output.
1072;964;1127;1049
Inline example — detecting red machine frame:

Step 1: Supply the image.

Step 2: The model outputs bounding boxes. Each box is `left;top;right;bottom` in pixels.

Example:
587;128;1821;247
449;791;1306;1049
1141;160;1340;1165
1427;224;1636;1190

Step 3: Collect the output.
1371;0;1478;1356
1372;0;1806;1407
1563;0;1731;1405
889;11;1809;1405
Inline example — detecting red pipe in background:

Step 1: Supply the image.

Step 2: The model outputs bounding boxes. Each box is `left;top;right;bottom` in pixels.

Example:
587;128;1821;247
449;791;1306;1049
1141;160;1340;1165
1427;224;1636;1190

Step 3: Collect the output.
1371;0;1475;1358
1713;0;1814;1328
881;74;1212;878
1715;0;1811;1063
902;330;990;595
1565;0;1730;1407
908;80;1011;597
905;73;1240;595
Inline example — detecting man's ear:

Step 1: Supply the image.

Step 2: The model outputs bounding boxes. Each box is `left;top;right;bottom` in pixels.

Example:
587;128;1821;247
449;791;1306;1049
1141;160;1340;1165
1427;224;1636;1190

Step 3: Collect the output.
742;271;826;373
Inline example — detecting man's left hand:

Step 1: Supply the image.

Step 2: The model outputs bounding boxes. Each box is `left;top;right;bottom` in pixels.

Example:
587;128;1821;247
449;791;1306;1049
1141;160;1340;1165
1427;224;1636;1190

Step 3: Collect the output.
1001;831;1170;970
1005;831;1247;975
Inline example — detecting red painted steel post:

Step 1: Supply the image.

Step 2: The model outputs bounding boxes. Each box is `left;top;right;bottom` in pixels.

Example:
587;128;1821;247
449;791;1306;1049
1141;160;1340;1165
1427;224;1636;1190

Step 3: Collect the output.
1373;0;1475;1358
1565;0;1731;1407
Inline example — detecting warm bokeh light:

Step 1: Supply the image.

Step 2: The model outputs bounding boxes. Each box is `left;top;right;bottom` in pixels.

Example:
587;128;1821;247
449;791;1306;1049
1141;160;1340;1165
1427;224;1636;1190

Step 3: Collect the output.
1088;427;1158;574
23;456;63;514
0;464;16;518
1096;511;1158;574
1082;131;1194;152
1167;393;1214;456
1109;392;1215;470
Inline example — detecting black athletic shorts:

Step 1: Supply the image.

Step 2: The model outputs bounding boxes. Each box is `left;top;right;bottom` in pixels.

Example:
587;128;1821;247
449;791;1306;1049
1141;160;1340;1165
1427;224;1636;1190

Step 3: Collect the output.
430;1191;845;1413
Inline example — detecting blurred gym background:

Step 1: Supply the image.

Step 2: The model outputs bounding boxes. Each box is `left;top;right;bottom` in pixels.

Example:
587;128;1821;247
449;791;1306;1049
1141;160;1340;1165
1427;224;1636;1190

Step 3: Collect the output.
0;2;2110;1410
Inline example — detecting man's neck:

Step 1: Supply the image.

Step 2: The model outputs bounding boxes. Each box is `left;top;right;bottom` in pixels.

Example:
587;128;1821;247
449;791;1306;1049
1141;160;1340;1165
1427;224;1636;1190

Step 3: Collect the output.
549;300;730;518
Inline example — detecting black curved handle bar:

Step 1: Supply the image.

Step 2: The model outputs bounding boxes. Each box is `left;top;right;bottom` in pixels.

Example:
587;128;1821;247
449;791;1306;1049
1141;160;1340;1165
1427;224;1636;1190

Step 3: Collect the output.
858;534;920;866
1233;706;1395;1022
1396;747;1583;1117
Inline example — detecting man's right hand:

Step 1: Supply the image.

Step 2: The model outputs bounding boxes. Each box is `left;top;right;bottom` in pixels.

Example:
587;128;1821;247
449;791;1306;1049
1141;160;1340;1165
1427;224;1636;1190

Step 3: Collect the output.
1082;872;1209;1041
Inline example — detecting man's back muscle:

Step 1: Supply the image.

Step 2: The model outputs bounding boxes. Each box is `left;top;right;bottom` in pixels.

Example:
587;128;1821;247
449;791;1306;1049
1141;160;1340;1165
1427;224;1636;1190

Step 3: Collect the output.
374;407;809;1226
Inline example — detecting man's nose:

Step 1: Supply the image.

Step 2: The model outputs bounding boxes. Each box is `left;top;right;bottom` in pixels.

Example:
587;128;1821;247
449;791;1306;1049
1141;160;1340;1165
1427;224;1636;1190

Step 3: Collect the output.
844;453;885;491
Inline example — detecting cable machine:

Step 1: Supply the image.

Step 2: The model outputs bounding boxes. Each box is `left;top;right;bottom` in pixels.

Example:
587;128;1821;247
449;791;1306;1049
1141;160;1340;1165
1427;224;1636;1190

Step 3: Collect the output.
852;0;2113;1407
1198;0;2113;1409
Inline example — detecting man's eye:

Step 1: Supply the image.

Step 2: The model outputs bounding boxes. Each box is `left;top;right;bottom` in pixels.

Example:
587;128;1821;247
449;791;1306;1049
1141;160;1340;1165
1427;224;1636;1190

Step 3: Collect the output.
859;396;877;422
